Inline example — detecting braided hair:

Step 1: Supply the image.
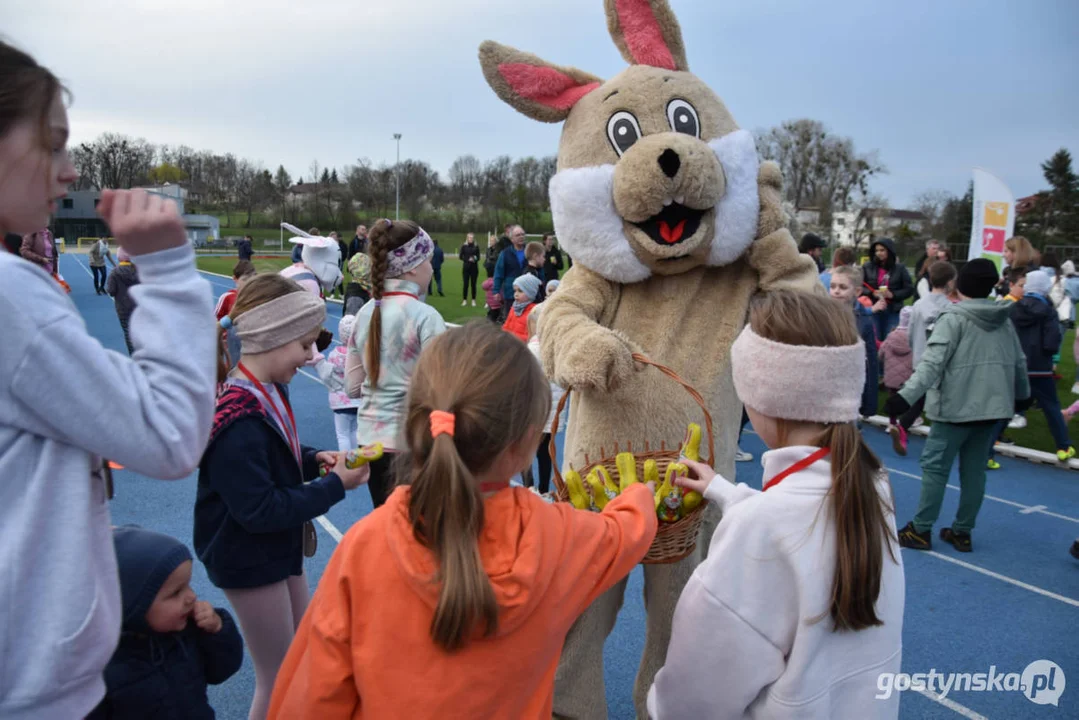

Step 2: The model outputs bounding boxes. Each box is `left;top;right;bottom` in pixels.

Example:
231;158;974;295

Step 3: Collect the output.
365;219;421;388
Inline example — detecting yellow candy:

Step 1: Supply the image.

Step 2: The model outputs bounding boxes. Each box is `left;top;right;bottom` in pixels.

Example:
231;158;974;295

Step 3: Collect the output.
564;468;591;511
616;452;639;493
586;471;609;510
680;423;702;462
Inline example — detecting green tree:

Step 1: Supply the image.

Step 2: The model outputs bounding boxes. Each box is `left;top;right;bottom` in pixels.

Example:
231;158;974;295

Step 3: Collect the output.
148;161;187;185
1040;148;1078;241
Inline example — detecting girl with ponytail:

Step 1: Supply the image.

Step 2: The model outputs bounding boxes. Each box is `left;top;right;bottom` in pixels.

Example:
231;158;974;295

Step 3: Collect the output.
649;290;905;720
345;218;446;507
270;323;658;719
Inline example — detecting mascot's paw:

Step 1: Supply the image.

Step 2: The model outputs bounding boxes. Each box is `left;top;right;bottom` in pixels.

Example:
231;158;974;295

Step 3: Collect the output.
756;161;788;240
558;329;639;393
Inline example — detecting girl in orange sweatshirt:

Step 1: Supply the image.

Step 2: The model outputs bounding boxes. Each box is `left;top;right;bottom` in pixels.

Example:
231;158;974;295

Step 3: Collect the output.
268;322;657;719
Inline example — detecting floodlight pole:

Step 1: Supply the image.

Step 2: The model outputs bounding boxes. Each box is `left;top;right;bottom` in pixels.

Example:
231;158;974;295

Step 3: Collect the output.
393;133;402;220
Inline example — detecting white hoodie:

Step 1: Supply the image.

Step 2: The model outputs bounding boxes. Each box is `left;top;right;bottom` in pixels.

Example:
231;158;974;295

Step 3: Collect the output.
0;246;216;719
647;446;905;720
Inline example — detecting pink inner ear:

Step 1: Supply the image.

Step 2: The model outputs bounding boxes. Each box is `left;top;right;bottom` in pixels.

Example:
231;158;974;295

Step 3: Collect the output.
615;0;676;70
498;63;600;112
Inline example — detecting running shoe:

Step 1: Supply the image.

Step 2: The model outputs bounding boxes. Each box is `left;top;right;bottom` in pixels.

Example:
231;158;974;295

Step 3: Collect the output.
735;448;753;463
1008;414;1027;430
1057;447;1076;462
888;424;908;456
987;459;1001;471
940;528;972;553
898;522;932;551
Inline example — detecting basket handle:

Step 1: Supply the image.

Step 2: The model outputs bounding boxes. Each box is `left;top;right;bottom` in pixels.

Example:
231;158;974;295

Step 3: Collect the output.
550;353;716;496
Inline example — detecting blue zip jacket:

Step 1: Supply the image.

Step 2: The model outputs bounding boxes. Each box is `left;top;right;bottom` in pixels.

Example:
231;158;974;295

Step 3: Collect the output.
493;246;526;301
855;304;880;417
194;384;345;589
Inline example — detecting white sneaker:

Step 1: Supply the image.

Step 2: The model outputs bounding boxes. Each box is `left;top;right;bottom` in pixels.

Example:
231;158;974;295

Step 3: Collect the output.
911;417;925;429
1072;382;1079;396
1008;414;1027;430
471;300;477;307
735;448;753;463
461;300;467;306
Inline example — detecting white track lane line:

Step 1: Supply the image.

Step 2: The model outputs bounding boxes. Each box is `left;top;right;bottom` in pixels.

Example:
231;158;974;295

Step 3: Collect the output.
65;253;94;278
912;688;989;720
922;551;1079;609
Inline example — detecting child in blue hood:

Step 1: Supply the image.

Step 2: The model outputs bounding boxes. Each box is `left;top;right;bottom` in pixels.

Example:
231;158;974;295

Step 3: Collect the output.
88;527;243;720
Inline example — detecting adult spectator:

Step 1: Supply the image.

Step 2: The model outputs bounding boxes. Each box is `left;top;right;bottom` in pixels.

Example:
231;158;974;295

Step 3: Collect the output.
543;233;564;282
87;236;116;295
484;234;500;278
819;245;856;290
496;223;513;255
428;238;445;296
236;234;253;261
349;224;368;259
997;235;1037;297
20;228;56;274
459;232;480;306
798;233;826;273
862;238;914;341
493;224;528;322
913;238;941;297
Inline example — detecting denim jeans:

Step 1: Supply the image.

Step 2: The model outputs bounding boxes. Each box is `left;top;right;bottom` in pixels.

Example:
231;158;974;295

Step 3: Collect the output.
1030;376;1072;451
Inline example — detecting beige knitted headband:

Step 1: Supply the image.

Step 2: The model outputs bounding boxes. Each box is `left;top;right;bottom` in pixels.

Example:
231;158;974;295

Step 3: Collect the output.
731;325;866;424
235;292;326;354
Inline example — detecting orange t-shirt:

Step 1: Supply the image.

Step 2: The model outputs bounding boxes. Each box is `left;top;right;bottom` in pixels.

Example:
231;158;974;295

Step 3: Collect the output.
268;484;657;720
501;302;535;342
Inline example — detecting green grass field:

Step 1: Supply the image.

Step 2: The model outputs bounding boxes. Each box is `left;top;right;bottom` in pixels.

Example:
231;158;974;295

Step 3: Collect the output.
198;252;1079;453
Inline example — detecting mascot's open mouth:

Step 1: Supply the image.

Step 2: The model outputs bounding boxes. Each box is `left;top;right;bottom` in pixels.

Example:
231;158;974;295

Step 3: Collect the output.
633;203;706;246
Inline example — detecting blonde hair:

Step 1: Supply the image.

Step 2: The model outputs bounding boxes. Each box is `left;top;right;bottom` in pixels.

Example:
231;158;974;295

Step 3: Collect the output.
748;291;896;632
1005;236;1035;268
401;323;550;651
832;265;862;285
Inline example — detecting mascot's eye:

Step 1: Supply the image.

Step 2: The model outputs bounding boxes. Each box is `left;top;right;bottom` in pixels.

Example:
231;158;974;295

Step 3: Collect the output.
607;111;642;156
666;99;700;138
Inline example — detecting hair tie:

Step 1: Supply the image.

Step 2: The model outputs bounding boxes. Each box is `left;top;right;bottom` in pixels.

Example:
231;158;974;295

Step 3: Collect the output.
430;410;455;438
385;219;393;228
373;299;382;308
219;316;233;330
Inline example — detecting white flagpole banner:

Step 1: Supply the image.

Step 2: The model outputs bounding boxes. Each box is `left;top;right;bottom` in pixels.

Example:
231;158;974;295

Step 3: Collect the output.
968;168;1016;269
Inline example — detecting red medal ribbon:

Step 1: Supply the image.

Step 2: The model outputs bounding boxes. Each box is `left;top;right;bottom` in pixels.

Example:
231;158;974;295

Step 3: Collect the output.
762;447;830;492
382;291;419;300
237;362;302;465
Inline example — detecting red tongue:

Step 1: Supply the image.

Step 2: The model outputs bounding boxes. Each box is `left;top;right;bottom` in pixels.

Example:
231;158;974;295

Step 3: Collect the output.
659;220;687;244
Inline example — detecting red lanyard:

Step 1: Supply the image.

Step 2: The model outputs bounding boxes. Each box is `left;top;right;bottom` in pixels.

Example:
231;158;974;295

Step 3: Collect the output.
762;448;830;492
382;291;419;300
237;362;301;464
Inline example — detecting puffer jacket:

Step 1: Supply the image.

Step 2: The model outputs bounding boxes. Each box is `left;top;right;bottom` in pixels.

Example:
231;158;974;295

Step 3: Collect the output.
880;327;913;391
861;238;914;313
1011;294;1062;375
899;300;1030;423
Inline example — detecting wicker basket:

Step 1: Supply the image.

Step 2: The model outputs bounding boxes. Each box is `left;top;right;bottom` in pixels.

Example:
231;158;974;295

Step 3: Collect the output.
549;354;715;564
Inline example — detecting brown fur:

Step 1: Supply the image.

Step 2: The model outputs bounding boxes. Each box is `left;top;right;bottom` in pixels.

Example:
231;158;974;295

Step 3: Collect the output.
479;2;822;716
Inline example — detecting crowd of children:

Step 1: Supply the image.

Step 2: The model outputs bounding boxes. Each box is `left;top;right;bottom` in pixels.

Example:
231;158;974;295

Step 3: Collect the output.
4;38;1078;720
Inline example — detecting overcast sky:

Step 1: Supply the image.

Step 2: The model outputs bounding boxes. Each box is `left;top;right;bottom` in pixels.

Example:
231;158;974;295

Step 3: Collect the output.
6;0;1077;207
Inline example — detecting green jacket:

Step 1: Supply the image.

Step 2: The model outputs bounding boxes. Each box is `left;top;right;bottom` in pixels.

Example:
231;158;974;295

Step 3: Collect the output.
899;299;1030;423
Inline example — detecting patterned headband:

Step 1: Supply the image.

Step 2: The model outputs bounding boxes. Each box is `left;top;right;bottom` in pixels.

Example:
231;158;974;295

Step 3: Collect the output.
386;227;435;278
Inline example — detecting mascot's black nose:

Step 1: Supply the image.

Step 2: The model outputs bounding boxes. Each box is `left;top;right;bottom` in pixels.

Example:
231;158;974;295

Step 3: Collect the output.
658;149;681;179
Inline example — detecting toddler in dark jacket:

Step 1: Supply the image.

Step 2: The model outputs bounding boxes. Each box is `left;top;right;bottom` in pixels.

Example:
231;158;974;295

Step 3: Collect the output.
88;526;243;720
105;248;140;354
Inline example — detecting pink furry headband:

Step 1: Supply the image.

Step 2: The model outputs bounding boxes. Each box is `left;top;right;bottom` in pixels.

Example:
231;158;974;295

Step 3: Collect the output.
731;325;866;424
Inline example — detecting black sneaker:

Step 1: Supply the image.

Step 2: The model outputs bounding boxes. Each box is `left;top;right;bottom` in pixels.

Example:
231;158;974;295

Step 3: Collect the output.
1071;540;1079;560
940;528;972;553
898;522;932;551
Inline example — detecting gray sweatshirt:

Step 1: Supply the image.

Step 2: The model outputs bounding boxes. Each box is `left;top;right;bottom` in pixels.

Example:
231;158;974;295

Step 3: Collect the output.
0;245;216;719
909;292;953;366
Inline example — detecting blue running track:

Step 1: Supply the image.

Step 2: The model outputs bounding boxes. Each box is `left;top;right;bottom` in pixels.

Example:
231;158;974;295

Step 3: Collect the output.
59;253;1079;719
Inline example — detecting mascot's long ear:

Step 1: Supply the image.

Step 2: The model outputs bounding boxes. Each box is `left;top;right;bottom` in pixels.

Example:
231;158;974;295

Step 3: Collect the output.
479;41;603;124
605;0;689;72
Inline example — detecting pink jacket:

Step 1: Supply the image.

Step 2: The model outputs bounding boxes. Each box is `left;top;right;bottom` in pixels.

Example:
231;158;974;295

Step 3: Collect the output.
880;328;913;391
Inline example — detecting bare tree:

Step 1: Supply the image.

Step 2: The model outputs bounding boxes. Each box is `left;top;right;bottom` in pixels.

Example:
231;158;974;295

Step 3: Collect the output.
757;119;885;232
